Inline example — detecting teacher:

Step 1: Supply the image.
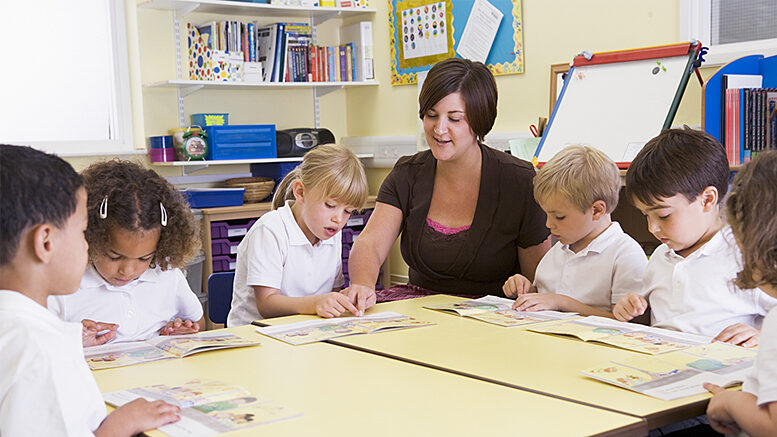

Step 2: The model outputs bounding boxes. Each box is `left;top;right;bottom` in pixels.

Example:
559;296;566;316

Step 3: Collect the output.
344;57;551;314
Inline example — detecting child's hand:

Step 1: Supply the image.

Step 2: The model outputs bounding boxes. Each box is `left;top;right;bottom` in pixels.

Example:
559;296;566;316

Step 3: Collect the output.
512;293;562;311
81;319;118;347
503;274;532;298
159;318;200;336
612;293;647;322
703;383;742;435
316;292;360;318
96;398;181;437
713;323;760;347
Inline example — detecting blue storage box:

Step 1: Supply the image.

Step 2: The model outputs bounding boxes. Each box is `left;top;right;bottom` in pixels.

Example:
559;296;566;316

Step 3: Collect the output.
250;161;300;191
205;124;276;160
179;188;245;208
191;113;229;126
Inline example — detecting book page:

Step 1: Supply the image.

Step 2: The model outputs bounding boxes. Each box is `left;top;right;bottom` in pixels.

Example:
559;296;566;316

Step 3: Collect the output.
596;331;699;355
528;318;632;342
147;332;260;357
351;312;435;333
104;379;254;408
424;295;513;316
467;310;578;327
84;341;178;370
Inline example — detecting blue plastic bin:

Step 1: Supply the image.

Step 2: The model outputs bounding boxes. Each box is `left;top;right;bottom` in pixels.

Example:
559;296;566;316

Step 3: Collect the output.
179;188;244;208
250;161;300;192
205;125;276;160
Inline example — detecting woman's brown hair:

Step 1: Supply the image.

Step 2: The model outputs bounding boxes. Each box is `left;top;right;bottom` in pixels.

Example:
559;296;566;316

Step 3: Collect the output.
726;150;777;290
82;160;201;270
418;57;497;142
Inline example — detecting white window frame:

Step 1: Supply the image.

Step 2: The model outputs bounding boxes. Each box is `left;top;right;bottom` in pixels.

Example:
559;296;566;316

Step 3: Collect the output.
1;1;135;157
679;0;777;67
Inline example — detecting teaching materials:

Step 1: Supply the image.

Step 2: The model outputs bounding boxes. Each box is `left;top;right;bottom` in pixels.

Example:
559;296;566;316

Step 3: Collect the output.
84;332;260;369
535;42;702;168
254;311;434;345
582;342;756;400
424;295;578;327
527;316;708;355
104;379;301;436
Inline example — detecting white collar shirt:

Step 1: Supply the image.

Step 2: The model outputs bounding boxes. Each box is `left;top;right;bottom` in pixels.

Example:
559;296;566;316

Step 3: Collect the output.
0;290;106;436
742;306;777;405
228;201;344;326
535;222;648;311
646;225;777;336
48;265;203;342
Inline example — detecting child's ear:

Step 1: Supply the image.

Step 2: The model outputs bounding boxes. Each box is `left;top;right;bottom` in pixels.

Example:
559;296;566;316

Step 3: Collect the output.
291;180;305;203
700;186;719;211
31;224;55;264
591;200;607;219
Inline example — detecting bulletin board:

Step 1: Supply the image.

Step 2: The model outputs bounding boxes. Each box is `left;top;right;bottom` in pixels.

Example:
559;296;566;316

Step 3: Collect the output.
389;0;524;85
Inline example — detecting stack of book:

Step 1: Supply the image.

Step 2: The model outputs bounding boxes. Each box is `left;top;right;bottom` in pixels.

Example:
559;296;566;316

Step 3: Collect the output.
721;74;777;165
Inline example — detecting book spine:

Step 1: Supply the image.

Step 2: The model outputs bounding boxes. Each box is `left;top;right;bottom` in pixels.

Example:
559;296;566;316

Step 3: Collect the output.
339;45;346;82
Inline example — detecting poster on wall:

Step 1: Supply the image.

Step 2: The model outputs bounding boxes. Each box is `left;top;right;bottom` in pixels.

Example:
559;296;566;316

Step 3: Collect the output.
389;0;524;85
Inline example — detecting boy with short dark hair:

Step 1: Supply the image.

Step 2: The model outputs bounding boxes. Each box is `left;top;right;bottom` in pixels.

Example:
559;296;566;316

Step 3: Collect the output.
0;144;180;436
613;127;776;347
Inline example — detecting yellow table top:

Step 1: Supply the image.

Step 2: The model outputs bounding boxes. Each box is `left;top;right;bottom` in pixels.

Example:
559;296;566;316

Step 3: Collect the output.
258;295;712;428
93;325;645;436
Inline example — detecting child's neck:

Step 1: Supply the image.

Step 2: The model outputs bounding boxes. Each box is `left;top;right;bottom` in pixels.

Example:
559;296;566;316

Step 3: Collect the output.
569;215;612;253
676;217;724;258
0;263;50;307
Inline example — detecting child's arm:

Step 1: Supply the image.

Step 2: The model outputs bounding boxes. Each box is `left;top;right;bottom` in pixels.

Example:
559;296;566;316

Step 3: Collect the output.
512;293;614;318
94;398;181;437
612;292;648;322
705;383;777;436
713;323;760;347
502;274;534;298
254;285;360;319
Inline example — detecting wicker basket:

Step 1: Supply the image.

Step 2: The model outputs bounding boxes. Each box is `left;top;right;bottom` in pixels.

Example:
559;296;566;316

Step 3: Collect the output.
224;177;275;203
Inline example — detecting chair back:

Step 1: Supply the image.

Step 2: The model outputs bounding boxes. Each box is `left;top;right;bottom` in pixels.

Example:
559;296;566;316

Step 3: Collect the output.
207;271;235;325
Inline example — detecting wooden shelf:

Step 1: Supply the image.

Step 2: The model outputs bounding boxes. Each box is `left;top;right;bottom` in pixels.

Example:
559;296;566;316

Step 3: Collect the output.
138;0;376;18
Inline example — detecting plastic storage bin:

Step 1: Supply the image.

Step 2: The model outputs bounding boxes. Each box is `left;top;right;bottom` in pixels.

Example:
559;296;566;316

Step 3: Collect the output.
211;238;241;256
205;124;276;160
180;188;244;208
212;255;237;272
250;162;300;190
210;221;253;239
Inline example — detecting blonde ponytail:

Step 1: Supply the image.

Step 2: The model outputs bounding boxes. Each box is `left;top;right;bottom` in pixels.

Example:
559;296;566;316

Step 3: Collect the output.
271;167;300;210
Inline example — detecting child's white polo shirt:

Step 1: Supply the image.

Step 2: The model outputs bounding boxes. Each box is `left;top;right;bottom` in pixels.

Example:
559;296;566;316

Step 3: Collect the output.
228;201;344;326
534;222;648;311
646;225;777;337
742;306;777;406
0;290;106;436
48;265;203;342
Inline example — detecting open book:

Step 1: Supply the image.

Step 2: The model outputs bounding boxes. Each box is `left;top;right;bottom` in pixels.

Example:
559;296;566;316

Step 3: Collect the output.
254;311;434;345
527;316;708;355
582;342;757;400
85;332;260;370
424;295;579;327
103;379;301;437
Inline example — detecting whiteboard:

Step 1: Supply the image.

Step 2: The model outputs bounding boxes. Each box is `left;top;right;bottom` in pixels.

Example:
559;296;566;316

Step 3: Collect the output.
536;55;692;164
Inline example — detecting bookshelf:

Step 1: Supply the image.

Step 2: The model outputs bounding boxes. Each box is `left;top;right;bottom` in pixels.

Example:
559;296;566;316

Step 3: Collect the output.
152;153;374;175
138;0;377;128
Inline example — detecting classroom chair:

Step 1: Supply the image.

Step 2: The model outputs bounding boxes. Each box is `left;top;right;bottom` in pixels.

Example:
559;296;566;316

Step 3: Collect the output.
207;271;235;326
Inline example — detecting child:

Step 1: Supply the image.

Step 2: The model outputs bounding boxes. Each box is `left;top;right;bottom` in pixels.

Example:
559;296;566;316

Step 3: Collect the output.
227;144;368;326
704;150;777;436
48;160;205;342
504;145;647;317
0;144;180;435
613;127;776;346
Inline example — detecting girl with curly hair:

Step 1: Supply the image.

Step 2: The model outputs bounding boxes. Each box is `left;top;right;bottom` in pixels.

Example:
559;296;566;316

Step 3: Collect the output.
48;160;204;342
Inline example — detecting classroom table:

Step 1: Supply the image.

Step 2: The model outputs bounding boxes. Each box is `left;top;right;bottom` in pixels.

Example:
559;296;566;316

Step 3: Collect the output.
257;295;715;430
92;325;647;436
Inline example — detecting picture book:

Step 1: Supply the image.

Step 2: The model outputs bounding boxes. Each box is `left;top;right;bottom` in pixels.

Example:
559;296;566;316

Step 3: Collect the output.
254;311;435;345
104;379;301;437
424;295;578;327
527;316;708;355
85;332;260;370
582;342;757;400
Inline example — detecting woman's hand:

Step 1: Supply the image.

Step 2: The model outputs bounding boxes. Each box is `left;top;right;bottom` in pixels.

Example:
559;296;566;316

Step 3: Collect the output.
340;284;377;317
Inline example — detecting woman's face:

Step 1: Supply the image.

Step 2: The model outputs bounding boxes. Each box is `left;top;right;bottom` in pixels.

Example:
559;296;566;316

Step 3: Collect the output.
423;92;478;162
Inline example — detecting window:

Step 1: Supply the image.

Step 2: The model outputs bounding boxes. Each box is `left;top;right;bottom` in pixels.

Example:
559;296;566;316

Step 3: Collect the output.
0;0;134;156
680;0;777;66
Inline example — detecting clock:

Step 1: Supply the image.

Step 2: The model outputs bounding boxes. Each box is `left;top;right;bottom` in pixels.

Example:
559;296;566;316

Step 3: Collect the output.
180;127;209;161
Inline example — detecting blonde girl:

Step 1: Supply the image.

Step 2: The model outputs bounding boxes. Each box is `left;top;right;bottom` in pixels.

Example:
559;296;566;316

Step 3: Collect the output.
227;144;368;326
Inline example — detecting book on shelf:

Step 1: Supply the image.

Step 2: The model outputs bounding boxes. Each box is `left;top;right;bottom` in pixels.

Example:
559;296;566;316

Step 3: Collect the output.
84;331;260;370
104;379;301;437
339;21;374;81
423;295;578;327
253;311;435;345
256;24;279;82
582;342;757;400
527;316;710;355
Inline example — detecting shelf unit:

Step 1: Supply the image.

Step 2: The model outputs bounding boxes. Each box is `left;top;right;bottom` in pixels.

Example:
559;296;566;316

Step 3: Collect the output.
152;153;375;175
138;0;377;128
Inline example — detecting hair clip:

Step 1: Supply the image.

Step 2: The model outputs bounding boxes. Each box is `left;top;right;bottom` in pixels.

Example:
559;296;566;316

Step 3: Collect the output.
160;202;168;227
99;196;108;219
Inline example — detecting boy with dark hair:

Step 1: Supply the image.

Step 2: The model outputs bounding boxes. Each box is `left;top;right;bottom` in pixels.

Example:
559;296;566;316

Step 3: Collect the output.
0;144;180;436
613;128;776;347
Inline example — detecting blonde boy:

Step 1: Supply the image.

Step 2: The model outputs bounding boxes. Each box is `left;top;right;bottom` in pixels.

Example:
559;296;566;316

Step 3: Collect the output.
505;145;647;318
0;145;180;436
613;127;776;347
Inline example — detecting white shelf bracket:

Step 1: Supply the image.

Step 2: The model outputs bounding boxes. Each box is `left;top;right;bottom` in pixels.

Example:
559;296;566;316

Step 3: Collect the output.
313;11;342;25
314;85;344;98
180;84;204;97
174;2;201;17
180;163;210;176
